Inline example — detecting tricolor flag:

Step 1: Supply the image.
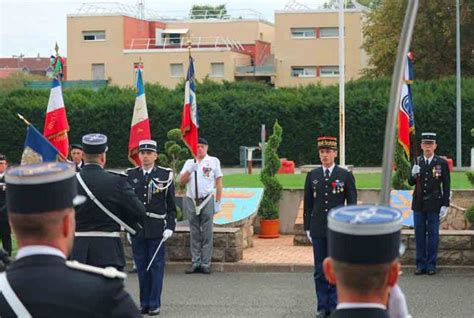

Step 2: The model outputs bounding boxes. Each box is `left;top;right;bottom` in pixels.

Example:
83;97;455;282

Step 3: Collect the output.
43;78;69;158
180;56;199;156
128;66;151;166
22;124;61;165
398;52;416;159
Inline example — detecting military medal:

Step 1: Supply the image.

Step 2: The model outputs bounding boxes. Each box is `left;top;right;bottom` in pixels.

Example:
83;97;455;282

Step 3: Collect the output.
340;181;345;192
332;181;337;194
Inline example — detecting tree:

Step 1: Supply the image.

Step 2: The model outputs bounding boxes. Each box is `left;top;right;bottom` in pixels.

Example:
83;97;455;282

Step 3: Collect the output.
392;142;412;190
362;0;474;79
190;4;227;19
258;121;283;220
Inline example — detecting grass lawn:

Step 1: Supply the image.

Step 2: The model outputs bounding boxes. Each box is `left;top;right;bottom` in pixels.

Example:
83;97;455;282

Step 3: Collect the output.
223;172;473;190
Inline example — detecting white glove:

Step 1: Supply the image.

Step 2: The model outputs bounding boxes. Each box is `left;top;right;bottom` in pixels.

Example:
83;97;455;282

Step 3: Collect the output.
187;162;198;174
411;164;420;176
214;201;221;213
388;284;410;318
439;206;449;220
305;230;312;244
163;229;173;240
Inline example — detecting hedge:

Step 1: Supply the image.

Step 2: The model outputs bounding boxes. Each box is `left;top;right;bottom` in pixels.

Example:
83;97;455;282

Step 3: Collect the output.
0;77;473;167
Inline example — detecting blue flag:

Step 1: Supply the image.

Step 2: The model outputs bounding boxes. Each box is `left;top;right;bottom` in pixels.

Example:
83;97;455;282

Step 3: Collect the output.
21;125;61;165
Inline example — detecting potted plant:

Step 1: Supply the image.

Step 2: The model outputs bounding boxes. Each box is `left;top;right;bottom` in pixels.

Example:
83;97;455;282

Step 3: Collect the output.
258;121;283;238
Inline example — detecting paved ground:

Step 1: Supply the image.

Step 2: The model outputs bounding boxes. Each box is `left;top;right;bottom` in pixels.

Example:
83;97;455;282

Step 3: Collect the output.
125;268;474;318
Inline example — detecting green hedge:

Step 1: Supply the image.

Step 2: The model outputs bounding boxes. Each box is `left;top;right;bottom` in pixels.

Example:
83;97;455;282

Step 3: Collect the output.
0;78;473;167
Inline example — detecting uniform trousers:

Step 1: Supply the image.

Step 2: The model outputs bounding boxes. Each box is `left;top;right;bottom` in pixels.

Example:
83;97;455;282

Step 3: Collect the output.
414;211;440;271
131;235;166;310
312;237;337;313
184;197;214;268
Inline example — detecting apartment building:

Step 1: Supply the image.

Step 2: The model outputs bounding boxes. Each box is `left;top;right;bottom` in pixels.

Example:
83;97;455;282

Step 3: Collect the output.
274;8;367;87
66;4;275;88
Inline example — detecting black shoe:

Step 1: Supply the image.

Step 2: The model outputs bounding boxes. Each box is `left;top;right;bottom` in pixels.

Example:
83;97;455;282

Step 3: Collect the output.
315;311;327;318
148;308;160;316
414;268;425;275
185;266;201;274
427;269;436;275
201;266;211;274
139;307;148;314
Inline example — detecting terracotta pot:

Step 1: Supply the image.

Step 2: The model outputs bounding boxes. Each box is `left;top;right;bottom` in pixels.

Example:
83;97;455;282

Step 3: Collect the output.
259;219;280;239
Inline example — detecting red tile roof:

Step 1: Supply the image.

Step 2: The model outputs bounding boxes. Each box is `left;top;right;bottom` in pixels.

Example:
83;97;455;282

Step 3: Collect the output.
0;57;66;71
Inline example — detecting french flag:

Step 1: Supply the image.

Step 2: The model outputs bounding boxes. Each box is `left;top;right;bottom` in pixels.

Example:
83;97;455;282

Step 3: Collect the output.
181;56;199;156
128;66;151;166
43;78;69;158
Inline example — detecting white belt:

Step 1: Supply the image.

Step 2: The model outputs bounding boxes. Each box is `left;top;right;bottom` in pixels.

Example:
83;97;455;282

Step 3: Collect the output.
75;231;121;238
146;212;166;219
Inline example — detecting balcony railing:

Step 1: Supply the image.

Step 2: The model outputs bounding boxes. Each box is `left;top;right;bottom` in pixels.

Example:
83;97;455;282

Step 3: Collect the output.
127;36;245;51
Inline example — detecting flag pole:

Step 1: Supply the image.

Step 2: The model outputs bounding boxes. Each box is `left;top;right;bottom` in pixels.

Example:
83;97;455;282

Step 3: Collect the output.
17;113;31;126
187;41;199;202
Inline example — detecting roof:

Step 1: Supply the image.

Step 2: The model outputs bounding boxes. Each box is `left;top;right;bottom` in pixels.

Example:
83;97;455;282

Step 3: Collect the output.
0;57;61;71
0;68;22;79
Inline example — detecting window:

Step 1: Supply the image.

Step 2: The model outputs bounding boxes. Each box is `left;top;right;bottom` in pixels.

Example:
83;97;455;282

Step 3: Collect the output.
291;66;316;77
170;63;183;78
211;63;225;77
320;66;340;77
91;63;105;80
168;33;181;45
291;28;316;38
320;27;340;38
83;31;106;41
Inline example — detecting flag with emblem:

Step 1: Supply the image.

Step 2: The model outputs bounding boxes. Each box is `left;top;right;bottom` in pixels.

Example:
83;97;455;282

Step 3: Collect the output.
180;55;199;156
398;52;416;159
43;78;69;158
128;65;151;166
22;124;62;165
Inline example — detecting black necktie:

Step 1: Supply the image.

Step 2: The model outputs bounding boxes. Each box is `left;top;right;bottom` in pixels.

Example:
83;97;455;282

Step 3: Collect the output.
325;169;330;179
144;172;149;182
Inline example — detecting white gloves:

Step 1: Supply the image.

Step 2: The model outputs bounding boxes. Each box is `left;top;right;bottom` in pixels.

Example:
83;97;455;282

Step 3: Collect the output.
214;201;221;213
388;284;411;318
163;229;173;240
439;206;449;220
187;162;198;174
411;164;420;176
305;230;312;244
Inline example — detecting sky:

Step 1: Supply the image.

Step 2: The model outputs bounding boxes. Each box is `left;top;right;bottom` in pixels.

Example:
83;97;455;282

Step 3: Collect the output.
0;0;329;58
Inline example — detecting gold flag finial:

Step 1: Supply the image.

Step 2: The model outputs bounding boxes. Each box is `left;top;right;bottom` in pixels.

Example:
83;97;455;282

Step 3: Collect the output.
55;42;59;56
17;113;31;126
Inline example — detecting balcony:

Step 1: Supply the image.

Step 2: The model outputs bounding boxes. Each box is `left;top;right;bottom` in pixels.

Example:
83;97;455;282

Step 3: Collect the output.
127;36;245;51
234;57;275;77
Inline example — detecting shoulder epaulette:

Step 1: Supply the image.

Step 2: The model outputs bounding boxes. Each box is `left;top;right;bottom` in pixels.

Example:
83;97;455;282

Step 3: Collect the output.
66;260;127;279
157;165;172;171
107;170;128;177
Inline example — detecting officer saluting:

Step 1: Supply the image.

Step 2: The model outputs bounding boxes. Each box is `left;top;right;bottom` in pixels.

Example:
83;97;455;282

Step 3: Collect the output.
409;132;450;275
126;140;177;316
71;133;146;271
323;205;406;318
303;136;357;318
0;162;141;317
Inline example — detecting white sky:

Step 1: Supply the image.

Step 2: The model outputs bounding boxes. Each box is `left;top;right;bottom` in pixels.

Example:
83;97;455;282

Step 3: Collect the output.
0;0;329;58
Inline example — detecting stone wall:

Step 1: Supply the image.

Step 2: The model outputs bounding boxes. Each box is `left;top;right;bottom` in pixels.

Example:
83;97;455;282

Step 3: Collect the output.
400;229;474;265
166;226;243;263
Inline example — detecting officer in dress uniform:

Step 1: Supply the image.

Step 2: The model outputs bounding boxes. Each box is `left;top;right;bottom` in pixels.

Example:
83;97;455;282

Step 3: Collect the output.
0;162;141;317
0;154;12;256
409;132;450;275
126;139;177;316
71;133;146;271
70;144;85;172
303;136;357;318
323;205;406;318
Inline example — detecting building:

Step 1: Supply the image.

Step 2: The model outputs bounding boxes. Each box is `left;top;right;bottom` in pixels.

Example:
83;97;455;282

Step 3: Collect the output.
0;55;62;78
66;3;275;88
274;7;367;87
66;2;368;88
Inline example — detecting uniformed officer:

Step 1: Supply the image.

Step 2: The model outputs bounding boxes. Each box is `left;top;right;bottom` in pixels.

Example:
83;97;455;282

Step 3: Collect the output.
323;205;406;318
127;139;177;316
179;137;223;274
70;144;85;171
71;133;146;271
0;154;12;256
0;162;141;317
303;136;357;318
409;132;450;275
